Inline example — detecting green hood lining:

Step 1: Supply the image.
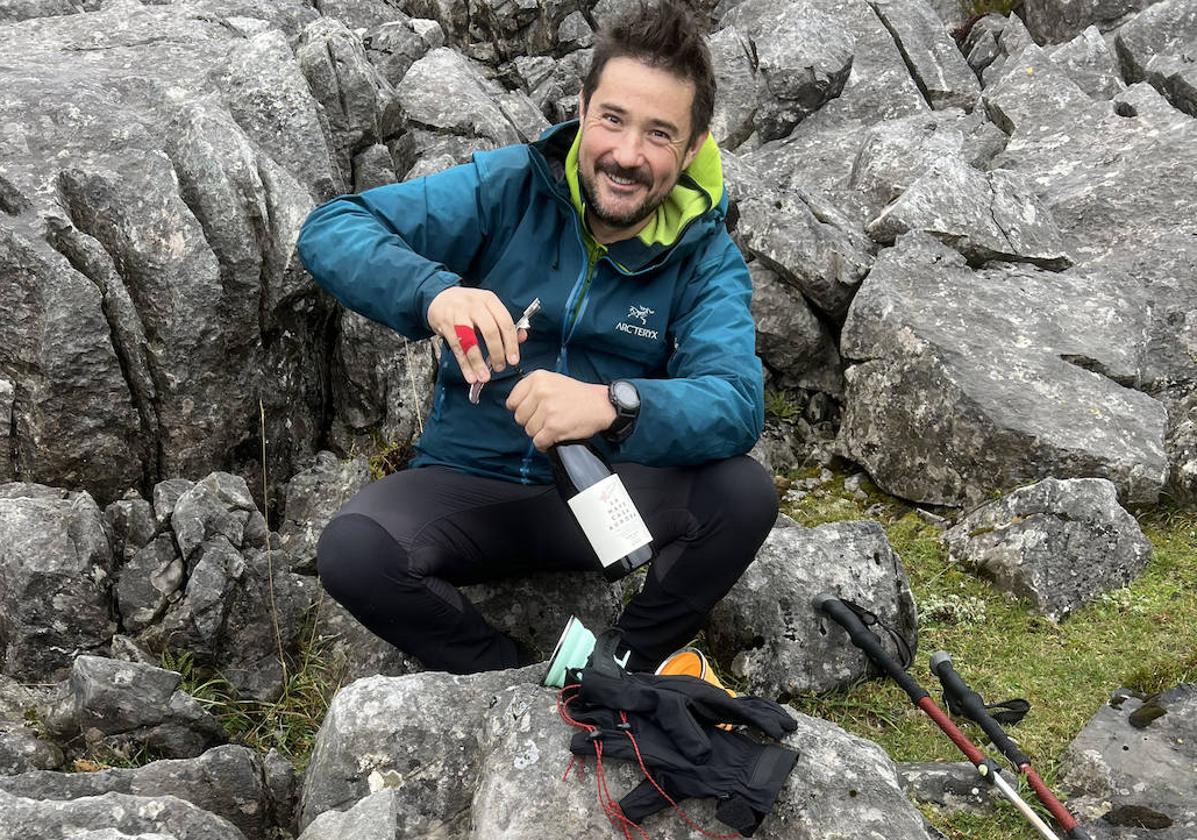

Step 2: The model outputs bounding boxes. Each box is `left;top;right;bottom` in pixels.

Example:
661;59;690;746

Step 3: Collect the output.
564;127;724;253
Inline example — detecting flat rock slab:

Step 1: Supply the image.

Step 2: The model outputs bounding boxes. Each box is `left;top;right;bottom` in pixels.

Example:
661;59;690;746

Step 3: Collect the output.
839;233;1168;506
706;516;918;699
0;790;247;840
866;0;980;111
1062;684;1197;838
299;667;935;839
943;478;1153;620
867;155;1072;269
0;745;273;840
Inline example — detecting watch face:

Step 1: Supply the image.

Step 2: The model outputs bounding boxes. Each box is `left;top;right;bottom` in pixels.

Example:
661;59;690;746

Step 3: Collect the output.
612;380;640;411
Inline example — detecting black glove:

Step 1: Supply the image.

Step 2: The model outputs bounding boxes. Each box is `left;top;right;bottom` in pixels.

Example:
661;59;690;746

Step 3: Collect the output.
569;703;798;838
576;631;797;763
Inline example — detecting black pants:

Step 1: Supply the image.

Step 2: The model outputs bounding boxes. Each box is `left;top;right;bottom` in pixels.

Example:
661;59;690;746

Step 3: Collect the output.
316;455;777;674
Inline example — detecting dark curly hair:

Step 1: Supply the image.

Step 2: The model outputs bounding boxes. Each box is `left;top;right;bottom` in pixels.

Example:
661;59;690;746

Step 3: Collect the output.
581;0;716;147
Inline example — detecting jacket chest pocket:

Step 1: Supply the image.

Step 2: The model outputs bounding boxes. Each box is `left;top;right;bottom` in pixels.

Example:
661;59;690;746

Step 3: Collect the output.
572;281;671;372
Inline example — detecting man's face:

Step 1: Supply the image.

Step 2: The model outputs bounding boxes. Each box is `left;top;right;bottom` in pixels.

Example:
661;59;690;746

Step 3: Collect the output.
577;56;708;242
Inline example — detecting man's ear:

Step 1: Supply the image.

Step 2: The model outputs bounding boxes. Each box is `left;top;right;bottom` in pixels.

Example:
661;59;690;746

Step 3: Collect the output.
683;130;710;168
577;90;586;121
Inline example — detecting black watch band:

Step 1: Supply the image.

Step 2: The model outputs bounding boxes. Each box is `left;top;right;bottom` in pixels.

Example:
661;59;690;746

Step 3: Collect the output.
603;380;640;445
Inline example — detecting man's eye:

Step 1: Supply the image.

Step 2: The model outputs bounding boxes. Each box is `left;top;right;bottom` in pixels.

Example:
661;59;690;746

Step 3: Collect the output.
650;130;671;141
603;114;621;125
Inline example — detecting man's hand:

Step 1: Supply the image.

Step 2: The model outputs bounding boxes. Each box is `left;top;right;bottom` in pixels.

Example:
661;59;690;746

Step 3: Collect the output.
507;371;617;451
426;287;526;385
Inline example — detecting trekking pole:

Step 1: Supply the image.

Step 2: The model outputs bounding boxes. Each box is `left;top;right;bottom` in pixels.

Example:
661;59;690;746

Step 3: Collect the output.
930;651;1092;840
812;592;1061;840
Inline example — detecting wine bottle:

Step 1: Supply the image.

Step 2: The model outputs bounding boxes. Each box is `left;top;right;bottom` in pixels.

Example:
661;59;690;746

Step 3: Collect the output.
548;441;655;581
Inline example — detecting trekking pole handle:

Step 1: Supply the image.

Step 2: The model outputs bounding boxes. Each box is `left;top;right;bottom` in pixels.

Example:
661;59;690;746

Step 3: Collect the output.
813;592;927;704
930;651;1031;768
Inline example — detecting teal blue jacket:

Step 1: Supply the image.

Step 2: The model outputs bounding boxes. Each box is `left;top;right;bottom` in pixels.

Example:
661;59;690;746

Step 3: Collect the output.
296;121;764;484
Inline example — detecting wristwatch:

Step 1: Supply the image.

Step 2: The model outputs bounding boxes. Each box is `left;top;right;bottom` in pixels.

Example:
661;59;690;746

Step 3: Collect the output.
604;379;640;445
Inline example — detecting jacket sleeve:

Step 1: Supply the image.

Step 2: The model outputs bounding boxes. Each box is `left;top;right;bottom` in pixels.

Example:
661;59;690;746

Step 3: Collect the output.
295;158;496;340
618;240;765;466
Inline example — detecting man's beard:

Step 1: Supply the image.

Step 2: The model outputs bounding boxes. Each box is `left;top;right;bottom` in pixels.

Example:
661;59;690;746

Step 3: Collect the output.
579;159;675;230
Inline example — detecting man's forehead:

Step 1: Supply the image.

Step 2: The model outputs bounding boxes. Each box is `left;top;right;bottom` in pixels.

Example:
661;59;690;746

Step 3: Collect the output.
590;56;695;132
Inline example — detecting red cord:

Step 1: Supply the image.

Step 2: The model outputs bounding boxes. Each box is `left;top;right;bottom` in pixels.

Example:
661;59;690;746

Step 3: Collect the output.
557;686;651;840
617;711;740;840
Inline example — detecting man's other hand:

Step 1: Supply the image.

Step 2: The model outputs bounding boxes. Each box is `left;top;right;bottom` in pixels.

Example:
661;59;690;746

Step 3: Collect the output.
427;287;526;384
507;371;618;451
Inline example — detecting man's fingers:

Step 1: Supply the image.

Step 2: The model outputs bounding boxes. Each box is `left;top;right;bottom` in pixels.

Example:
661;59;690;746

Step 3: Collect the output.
475;310;508;374
485;298;521;366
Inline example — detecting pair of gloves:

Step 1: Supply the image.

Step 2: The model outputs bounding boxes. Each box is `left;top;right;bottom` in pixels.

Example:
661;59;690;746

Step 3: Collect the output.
565;631;799;837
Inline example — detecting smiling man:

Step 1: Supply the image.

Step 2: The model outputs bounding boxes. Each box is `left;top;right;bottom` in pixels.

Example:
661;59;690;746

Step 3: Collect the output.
296;0;776;677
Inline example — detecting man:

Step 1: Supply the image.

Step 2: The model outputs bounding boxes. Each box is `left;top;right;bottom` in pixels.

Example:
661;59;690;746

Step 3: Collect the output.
296;0;777;676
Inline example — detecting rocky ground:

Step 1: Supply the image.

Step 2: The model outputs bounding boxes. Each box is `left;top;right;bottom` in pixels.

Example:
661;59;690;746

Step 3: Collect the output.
1;0;1195;837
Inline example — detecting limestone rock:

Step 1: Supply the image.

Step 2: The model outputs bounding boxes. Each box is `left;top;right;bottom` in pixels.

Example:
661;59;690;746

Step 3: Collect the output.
708;25;758;151
1062;684;1197;838
720;0;855;142
943;478;1153;620
1024;0;1163;45
839;234;1167;506
276;452;372;575
1114;0;1197;117
725;153;874;320
1049;25;1126;100
0;725;64;776
0;745;273;840
299;667;936;838
0;790;247;840
749;262;843;395
706;517;918;698
866;156;1072;270
0;487;115;681
866;0;980;111
327;312;437;461
37;656;225;760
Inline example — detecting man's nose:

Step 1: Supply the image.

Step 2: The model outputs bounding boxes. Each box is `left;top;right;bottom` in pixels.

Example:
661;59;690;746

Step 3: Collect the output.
611;129;644;167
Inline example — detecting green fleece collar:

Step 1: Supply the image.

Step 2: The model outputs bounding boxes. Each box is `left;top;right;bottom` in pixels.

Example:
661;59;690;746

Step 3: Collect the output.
564;127;723;251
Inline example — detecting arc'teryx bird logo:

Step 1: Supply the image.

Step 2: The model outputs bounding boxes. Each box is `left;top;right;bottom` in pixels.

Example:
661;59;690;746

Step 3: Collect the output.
617;304;659;340
627;305;654;325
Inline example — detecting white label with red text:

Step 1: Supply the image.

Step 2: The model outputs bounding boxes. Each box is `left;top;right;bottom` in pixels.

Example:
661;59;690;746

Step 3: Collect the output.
567;474;653;567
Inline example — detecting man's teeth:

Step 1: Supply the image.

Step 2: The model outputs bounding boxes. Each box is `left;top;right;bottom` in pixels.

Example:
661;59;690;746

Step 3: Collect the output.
607;173;637;186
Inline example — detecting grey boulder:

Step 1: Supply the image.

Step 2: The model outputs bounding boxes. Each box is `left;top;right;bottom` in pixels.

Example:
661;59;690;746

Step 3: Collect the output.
725;153;874;320
1049;26;1126;100
943;478;1153;621
839;233;1168;507
1023;0;1164;45
37;656;224;761
865;0;980;111
299;667;936;838
1114;0;1197;117
327;312;437;461
706;516;918;699
719;0;855;143
866;156;1072;269
0;486;115;681
276;451;373;574
749;262;844;395
0;745;275;840
0;790;247;840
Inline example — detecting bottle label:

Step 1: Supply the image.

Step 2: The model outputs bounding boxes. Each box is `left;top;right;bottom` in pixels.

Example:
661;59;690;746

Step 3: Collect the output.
567;474;653;568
